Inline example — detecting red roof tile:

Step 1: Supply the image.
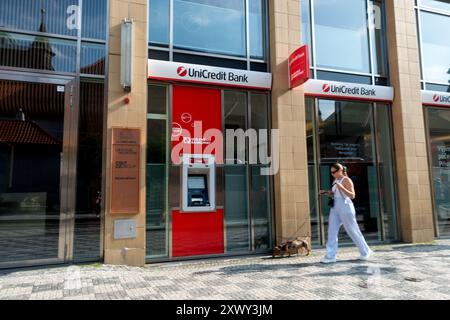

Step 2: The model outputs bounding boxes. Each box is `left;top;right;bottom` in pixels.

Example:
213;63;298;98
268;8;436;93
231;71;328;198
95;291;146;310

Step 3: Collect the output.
0;120;61;145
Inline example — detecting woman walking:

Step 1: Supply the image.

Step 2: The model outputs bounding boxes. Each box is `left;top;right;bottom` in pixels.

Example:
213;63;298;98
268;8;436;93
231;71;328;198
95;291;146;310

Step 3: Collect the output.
320;163;373;264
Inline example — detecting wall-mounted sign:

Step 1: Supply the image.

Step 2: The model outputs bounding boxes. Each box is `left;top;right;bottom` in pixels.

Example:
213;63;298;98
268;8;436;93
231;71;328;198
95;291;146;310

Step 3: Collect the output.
111;128;140;215
422;90;450;107
289;45;310;89
148;59;272;90
304;79;394;102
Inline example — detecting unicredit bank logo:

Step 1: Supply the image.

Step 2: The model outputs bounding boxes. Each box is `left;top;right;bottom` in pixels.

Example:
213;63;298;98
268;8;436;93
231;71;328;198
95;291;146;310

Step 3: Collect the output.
175;65;249;84
433;94;450;104
177;66;188;77
321;83;376;96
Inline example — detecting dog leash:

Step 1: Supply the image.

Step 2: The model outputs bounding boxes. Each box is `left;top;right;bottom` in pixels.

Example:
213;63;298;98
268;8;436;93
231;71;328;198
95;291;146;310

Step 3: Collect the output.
279;216;311;243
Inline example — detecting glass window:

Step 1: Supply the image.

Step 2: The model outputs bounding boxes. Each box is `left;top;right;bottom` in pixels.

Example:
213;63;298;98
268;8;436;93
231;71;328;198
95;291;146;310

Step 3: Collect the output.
73;81;104;263
301;0;313;65
147;119;167;165
0;32;77;73
225;166;250;251
224;91;247;164
426;83;450;92
370;0;388;76
313;0;371;73
375;104;398;241
250;93;268;165
0;0;78;37
249;0;265;59
420;11;450;84
305;97;321;246
81;0;107;40
146;85;169;258
422;0;450;11
173;0;246;57
81;42;106;75
426;108;450;237
316;70;372;85
148;85;167;114
148;0;170;46
251;165;271;250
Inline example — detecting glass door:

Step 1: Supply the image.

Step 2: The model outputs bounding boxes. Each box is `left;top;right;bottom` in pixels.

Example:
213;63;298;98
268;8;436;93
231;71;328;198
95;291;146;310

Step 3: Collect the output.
306;98;398;245
0;76;75;267
425;107;450;237
317;99;381;242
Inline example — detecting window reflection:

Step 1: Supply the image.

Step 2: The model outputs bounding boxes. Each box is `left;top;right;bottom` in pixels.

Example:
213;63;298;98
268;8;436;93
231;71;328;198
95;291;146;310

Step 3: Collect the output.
250;0;265;59
0;32;77;73
426;108;450;237
422;0;450;12
314;0;371;73
81;0;107;40
0;0;78;37
81;42;105;75
173;0;246;57
420;11;450;84
149;0;170;46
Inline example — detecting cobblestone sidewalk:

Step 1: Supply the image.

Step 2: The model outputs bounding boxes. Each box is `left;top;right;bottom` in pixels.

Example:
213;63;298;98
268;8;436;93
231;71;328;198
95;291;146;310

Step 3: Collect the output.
1;240;450;300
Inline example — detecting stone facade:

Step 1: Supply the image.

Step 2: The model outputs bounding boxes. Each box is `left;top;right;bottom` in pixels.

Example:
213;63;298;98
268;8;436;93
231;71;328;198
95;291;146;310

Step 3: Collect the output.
269;0;311;245
385;0;435;243
104;0;148;266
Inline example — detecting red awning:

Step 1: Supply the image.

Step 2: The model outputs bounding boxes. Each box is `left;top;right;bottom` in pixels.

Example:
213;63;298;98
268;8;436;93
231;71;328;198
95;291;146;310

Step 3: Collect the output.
0;119;61;145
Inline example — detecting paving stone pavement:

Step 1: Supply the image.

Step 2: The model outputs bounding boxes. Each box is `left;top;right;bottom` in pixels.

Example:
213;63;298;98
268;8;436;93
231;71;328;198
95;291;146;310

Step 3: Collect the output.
1;240;450;300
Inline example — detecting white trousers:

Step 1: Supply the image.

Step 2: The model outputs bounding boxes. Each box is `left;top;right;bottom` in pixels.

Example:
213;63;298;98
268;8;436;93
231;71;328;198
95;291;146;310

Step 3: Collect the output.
325;197;371;259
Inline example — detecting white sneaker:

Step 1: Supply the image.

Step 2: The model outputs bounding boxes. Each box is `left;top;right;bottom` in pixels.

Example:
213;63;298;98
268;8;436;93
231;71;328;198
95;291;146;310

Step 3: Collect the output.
320;256;336;264
359;250;374;261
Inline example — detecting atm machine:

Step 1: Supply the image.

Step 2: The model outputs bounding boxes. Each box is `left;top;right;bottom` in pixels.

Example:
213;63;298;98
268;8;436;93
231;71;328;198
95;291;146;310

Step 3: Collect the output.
181;154;215;212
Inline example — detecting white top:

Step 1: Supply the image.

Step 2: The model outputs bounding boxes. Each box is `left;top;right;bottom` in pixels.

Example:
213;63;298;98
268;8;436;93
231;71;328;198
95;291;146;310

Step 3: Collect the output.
332;176;348;199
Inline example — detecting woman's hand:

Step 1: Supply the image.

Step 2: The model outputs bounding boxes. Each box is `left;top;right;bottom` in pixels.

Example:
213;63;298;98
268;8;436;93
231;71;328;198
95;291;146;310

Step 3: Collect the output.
319;190;334;197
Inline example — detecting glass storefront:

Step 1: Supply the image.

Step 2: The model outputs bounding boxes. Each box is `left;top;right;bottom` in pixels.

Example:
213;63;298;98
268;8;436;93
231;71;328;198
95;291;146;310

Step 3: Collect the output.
425;107;450;237
0;0;106;267
146;84;273;260
306;98;398;245
0;80;65;264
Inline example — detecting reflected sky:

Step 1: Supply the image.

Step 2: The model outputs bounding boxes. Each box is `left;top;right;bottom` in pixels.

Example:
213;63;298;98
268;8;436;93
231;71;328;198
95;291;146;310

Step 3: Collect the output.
314;0;371;73
421;11;450;84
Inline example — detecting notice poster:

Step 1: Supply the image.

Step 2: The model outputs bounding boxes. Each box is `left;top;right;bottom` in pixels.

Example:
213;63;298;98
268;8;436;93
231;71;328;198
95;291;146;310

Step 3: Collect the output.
321;136;363;160
110;128;141;214
437;145;450;168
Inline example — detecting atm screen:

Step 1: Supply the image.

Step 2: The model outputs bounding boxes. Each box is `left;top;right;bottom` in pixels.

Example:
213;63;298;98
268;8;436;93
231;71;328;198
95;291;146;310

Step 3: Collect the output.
188;175;206;189
187;174;209;207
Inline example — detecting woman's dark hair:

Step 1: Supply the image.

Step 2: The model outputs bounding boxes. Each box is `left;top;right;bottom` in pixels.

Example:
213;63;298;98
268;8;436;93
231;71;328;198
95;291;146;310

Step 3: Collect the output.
331;163;348;176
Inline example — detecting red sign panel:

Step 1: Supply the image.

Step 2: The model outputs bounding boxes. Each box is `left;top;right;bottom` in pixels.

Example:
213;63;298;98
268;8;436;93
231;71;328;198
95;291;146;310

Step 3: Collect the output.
171;85;224;257
172;209;224;257
289;45;310;89
171;85;223;164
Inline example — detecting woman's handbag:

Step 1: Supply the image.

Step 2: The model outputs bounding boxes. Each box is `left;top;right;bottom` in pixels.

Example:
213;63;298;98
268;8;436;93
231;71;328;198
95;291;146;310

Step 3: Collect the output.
328;197;334;208
328;181;337;207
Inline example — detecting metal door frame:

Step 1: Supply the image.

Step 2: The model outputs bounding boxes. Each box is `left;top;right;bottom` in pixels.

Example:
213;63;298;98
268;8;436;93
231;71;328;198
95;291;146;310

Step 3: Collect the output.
0;70;78;269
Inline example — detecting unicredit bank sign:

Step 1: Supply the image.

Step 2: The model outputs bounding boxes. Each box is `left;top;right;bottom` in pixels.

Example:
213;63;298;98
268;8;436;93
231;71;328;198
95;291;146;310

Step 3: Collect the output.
148;59;272;90
304;79;394;102
422;90;450;107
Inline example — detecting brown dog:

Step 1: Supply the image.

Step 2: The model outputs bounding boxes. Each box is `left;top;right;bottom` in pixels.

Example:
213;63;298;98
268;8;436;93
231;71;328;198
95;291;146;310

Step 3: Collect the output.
289;237;311;256
272;237;311;258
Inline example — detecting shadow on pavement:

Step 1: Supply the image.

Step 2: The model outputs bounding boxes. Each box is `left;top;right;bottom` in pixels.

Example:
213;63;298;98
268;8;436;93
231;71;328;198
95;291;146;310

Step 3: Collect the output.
392;244;450;253
191;258;391;277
